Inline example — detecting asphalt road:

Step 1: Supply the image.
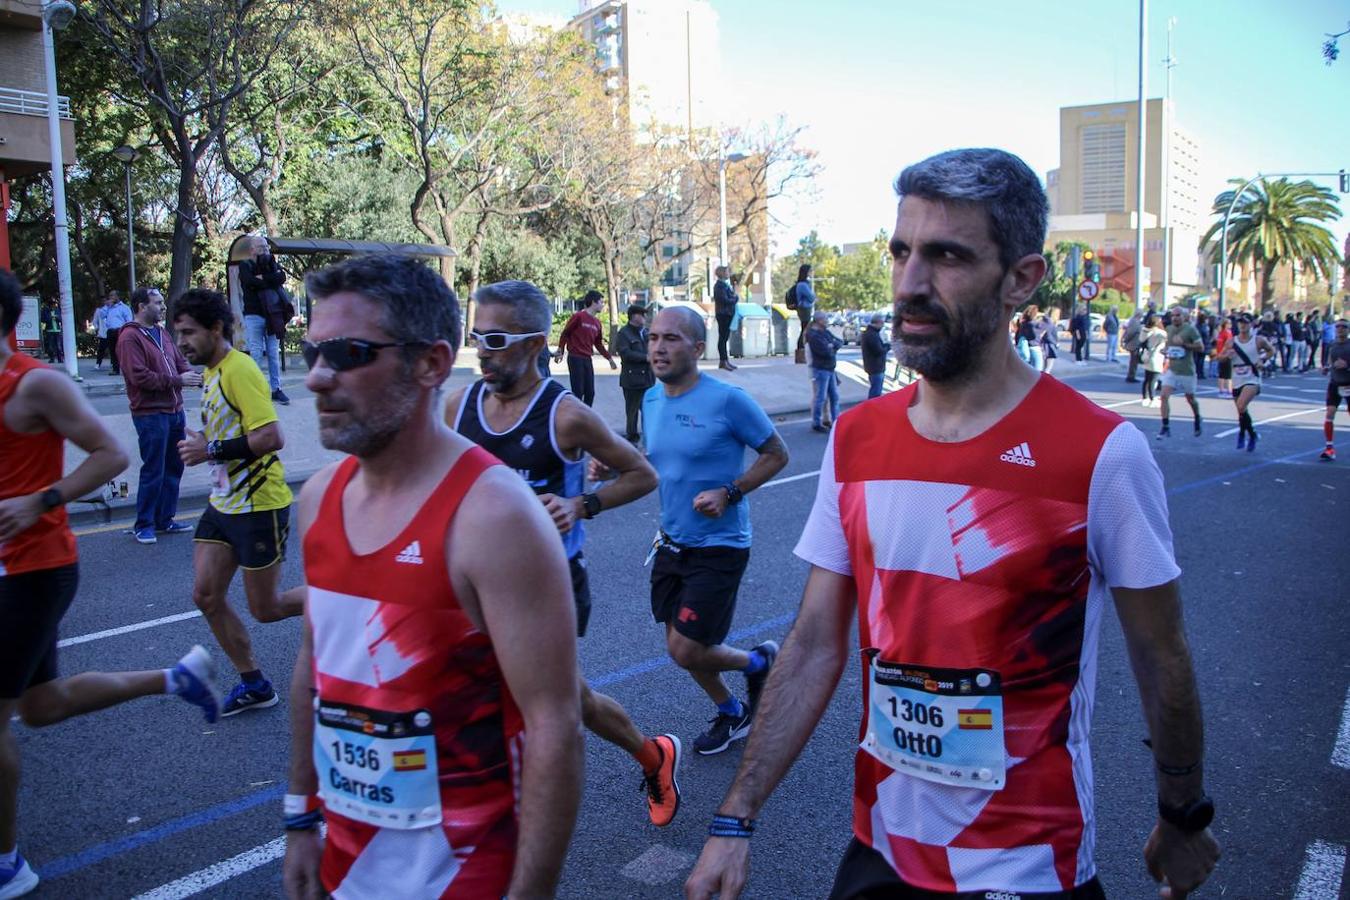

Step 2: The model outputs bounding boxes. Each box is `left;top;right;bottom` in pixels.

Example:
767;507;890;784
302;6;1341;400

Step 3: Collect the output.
13;365;1350;899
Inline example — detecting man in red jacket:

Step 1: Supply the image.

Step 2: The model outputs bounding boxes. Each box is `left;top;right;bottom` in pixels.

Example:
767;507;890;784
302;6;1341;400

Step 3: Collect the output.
118;287;202;544
553;290;616;407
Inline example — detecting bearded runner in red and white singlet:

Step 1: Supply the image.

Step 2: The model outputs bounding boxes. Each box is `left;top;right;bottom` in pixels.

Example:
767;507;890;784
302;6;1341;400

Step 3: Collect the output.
282;254;581;900
688;150;1218;900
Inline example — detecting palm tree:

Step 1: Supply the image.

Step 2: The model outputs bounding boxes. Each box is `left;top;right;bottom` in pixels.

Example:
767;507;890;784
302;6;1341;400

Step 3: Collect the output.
1201;178;1341;312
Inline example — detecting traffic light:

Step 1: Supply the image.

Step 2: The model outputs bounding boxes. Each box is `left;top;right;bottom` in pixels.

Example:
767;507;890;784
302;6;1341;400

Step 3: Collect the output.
1085;251;1100;283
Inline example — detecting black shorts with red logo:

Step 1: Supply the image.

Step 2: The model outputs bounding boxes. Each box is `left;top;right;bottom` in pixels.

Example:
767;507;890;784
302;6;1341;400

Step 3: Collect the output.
650;543;749;646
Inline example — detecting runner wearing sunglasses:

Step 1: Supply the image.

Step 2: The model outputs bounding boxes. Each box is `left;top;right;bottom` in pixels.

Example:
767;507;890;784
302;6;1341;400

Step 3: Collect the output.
283;257;581;900
447;280;684;828
173;289;303;717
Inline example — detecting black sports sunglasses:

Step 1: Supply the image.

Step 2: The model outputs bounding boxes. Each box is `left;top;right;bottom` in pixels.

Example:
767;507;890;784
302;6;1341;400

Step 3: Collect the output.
302;337;428;372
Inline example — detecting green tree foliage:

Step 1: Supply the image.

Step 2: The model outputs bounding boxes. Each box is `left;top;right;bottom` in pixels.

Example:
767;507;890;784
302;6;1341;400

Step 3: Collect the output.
832;232;890;310
1200;178;1342;312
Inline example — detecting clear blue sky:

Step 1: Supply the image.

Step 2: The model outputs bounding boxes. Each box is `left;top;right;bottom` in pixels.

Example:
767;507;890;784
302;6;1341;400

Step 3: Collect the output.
497;0;1349;258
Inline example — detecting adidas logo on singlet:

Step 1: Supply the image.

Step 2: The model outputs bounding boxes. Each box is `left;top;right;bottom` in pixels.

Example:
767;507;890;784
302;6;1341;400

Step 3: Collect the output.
395;541;424;565
999;442;1037;467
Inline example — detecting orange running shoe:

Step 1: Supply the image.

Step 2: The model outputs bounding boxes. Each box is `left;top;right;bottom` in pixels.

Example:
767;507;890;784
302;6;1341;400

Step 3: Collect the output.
640;734;682;827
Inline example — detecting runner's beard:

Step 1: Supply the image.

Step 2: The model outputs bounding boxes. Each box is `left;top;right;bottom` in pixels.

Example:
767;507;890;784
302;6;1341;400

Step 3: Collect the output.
892;293;1004;384
318;368;420;456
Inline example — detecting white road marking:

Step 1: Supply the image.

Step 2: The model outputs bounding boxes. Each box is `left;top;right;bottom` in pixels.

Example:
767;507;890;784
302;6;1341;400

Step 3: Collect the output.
1293;841;1346;900
57;611;203;649
131;836;286;900
1214;406;1325;438
763;470;821;488
1333;685;1350;770
620;844;697;886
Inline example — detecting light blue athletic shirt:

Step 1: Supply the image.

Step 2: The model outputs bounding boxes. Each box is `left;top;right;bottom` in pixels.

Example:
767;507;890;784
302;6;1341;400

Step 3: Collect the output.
643;375;775;549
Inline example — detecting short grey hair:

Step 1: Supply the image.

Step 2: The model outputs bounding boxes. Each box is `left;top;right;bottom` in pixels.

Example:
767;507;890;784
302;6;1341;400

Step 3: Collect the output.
305;253;460;355
474;280;552;334
894;148;1048;272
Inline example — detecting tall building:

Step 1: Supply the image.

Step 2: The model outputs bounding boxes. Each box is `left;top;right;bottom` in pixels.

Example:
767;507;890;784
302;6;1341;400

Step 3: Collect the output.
0;0;78;270
1045;98;1202;306
569;0;720;139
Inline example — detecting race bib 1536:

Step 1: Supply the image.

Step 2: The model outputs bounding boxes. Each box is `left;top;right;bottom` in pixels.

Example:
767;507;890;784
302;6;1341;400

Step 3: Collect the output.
314;699;441;829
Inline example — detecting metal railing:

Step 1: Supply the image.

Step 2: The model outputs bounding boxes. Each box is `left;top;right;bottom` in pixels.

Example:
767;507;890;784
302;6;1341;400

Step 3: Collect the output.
0;86;72;119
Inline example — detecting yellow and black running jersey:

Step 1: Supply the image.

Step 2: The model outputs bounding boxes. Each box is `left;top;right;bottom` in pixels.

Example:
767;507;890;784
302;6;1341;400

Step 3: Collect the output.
200;348;291;514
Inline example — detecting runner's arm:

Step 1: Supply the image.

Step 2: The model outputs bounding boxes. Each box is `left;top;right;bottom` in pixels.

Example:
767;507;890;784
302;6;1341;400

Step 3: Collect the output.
553;397;657;520
1114;580;1220;897
285;468;329;800
736;432;789;494
455;469;582;899
685;566;856;900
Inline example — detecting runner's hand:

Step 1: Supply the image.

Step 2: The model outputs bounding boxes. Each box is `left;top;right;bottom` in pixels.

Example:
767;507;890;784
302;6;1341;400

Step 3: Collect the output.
608;358;618;370
0;493;44;543
283;829;326;900
693;488;728;518
587;457;615;482
539;493;580;535
1144;822;1220;899
178;428;208;466
685;837;750;900
181;371;203;388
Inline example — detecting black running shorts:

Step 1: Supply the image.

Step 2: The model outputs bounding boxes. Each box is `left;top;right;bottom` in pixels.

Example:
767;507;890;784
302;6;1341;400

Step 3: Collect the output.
1326;381;1350;410
569;552;592;638
650;544;749;646
828;838;1108;900
0;563;79;699
194;505;289;570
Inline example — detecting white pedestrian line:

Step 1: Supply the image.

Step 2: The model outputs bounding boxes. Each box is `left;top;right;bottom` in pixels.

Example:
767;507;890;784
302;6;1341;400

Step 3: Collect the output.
1293;841;1346;900
763;470;821;488
131;836;285;899
58;610;203;649
1332;684;1350;770
1213;406;1325;438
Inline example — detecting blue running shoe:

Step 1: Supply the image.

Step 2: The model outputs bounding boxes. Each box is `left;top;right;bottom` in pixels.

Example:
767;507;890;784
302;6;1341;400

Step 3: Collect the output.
1247;430;1258;453
134;527;157;544
0;851;38;900
221;679;280;717
170;645;220;724
1236;432;1246;450
158;521;194;535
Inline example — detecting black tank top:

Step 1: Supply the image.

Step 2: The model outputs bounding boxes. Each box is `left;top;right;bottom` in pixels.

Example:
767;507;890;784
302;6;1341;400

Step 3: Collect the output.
452;378;585;557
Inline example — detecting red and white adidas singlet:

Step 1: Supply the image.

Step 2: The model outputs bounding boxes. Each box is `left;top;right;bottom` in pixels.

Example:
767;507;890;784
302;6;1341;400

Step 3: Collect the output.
795;375;1179;894
304;447;523;899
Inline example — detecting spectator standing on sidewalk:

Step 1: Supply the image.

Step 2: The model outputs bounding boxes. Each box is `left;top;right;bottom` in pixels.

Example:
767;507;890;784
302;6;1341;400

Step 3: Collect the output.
1103;306;1120;363
39;299;63;364
118;287;201;544
806;311;842;432
713;266;739;371
1122;308;1143;383
616;304;654;442
93;294;114;370
238;237;291;406
860;312;889;398
1069;304;1088;362
790;264;817;351
103;291;134;376
554;290;615;406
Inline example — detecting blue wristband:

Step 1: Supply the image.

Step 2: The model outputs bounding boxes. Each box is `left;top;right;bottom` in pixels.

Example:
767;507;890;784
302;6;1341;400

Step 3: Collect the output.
284;809;323;832
708;813;756;838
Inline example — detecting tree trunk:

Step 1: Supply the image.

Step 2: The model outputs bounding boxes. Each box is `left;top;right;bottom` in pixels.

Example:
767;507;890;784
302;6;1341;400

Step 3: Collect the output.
67;196;107;305
167;163;199;304
462;210;490;337
1259;260;1277;313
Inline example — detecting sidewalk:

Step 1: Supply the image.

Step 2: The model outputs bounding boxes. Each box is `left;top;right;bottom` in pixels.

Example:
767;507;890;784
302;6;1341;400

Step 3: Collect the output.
62;349;1120;524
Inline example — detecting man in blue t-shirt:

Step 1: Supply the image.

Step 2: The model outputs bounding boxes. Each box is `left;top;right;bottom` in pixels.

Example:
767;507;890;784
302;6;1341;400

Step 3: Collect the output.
598;305;789;756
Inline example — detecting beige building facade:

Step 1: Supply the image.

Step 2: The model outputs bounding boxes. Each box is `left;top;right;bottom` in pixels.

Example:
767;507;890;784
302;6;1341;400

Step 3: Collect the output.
1046;99;1202;307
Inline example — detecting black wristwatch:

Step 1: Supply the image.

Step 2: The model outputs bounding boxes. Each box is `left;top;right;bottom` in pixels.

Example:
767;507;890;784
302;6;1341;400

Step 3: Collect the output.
40;488;64;511
723;482;744;505
581;492;603;519
1158;795;1214;832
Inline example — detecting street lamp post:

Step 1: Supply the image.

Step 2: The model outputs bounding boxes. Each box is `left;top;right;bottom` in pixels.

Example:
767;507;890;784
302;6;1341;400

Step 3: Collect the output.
1217;170;1346;317
1132;0;1149;313
112;145;141;295
41;0;78;377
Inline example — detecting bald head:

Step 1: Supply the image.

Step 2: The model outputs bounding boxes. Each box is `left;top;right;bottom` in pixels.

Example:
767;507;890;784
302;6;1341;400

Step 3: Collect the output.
654;306;706;344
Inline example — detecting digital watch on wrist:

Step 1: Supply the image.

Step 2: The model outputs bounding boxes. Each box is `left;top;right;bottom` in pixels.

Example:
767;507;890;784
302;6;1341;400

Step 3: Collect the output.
1158;795;1214;832
581;492;603;519
40;488;64;511
723;482;743;505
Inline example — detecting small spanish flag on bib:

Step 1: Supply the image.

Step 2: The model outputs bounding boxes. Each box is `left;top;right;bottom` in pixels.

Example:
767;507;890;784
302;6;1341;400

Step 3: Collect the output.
393;749;428;771
957;709;993;730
